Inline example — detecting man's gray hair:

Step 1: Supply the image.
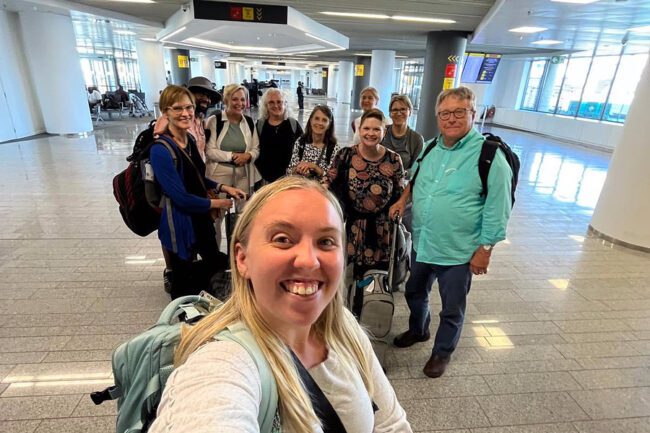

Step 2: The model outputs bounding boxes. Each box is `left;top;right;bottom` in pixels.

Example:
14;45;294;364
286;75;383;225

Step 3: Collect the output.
435;86;476;113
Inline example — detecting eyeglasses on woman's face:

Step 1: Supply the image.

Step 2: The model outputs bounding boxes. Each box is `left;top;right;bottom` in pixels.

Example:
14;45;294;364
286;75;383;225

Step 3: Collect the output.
437;108;473;120
167;104;195;114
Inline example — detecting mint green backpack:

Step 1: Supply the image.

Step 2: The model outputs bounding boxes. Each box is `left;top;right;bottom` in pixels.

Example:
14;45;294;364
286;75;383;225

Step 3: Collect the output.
91;295;279;433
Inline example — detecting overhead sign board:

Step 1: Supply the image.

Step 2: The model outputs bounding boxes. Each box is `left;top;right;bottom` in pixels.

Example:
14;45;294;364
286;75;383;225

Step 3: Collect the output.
355;64;365;76
461;53;484;83
476;54;502;83
214;61;227;69
193;0;289;24
177;55;190;68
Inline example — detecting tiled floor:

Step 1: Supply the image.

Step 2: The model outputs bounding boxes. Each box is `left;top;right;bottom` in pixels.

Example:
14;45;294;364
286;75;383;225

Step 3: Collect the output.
1;99;649;432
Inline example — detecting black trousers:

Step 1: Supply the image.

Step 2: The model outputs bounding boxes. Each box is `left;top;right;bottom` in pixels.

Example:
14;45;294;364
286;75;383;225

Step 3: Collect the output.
166;215;228;299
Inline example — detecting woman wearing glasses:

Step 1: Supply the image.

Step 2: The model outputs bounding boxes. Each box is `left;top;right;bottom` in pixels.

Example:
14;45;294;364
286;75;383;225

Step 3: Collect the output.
205;83;260;242
287;105;340;180
327;108;405;281
254;88;303;186
150;85;246;299
383;95;424;178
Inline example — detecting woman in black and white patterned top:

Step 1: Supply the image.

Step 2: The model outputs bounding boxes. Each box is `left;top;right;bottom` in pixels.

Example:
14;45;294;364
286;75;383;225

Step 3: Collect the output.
286;105;340;180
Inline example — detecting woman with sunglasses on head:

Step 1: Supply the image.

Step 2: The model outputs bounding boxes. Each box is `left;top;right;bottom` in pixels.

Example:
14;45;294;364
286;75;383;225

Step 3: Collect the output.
150;85;246;299
254;88;303;187
327;109;405;281
149;176;413;433
287;105;340;180
205;83;260;242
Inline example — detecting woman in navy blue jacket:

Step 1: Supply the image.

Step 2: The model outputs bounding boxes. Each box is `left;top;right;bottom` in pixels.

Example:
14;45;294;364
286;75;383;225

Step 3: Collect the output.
151;85;245;299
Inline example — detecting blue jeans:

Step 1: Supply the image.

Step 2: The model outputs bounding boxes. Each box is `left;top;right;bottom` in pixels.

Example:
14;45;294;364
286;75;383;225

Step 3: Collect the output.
404;250;472;357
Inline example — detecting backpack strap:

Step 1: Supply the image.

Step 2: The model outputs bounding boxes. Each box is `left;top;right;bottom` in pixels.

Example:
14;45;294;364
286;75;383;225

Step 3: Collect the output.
215;111;225;137
409;137;437;188
478;138;499;198
288;117;298;135
216;323;278;433
244;115;255;135
256;118;265;137
297;139;307;161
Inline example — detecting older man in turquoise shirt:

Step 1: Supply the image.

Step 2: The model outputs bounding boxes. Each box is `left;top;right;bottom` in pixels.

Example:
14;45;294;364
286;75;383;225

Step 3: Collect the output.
390;86;512;378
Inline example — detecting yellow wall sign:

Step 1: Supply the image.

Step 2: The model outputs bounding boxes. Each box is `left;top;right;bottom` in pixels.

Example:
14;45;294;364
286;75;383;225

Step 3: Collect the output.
177;55;190;69
242;7;254;21
443;77;454;90
322;70;328;78
355;64;365;77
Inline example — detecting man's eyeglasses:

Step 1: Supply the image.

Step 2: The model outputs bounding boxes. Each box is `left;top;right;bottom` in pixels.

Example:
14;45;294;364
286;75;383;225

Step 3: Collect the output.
168;104;195;114
390;108;409;114
437;108;473;120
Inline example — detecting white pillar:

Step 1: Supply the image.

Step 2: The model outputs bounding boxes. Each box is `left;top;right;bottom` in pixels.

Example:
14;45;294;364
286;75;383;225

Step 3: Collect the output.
135;40;167;110
337;61;353;104
327;64;339;100
590;51;650;249
18;11;91;134
215;66;228;89
369;50;396;114
312;69;323;90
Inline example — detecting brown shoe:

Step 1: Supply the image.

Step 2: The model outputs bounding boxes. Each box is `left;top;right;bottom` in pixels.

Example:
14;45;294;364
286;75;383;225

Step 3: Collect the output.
423;354;450;378
393;329;431;348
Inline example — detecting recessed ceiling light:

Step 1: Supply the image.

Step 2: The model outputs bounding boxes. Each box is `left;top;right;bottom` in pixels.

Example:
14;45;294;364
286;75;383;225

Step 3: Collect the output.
550;0;599;4
392;15;455;24
354;53;372;56
629;25;650;33
114;30;136;35
140;37;157;42
532;39;563;45
320;11;389;19
509;26;548;33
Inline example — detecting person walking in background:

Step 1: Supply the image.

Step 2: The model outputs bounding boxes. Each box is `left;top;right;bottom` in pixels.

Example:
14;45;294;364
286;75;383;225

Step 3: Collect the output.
287;105;340;180
254;88;303;186
297;81;305;110
390;86;513;378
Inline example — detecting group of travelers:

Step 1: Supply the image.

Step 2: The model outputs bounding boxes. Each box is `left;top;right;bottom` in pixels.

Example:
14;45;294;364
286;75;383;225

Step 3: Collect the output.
139;76;513;432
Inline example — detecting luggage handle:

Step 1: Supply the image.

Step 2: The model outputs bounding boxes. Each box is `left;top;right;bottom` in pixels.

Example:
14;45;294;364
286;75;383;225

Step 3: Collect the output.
156;295;210;326
387;212;401;287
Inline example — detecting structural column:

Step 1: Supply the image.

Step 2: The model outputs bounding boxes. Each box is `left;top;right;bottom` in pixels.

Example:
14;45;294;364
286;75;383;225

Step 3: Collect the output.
369;50;395;114
135;40;167;111
18;11;91;134
337;61;354;104
416;31;468;140
327;64;339;100
169;49;191;85
352;56;371;110
321;67;328;94
590;52;650;250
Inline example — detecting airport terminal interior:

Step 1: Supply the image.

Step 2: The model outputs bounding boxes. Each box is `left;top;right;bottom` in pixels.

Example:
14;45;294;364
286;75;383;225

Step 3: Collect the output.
1;0;650;432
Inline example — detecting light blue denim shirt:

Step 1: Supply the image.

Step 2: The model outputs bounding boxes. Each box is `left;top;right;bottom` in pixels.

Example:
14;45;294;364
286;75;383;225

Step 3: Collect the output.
409;128;512;265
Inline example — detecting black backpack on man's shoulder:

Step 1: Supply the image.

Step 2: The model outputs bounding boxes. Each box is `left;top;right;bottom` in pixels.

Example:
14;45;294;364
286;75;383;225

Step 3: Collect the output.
411;132;520;207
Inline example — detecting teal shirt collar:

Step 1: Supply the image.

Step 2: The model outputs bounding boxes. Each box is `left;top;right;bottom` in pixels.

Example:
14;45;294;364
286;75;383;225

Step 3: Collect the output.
436;128;480;151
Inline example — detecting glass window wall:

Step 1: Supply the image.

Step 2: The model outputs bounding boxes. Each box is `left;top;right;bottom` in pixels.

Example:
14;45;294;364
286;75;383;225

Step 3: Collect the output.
519;45;648;124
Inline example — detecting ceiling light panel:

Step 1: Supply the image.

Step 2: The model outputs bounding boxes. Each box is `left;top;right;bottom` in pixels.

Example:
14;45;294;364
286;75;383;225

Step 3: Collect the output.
532;39;563;45
391;16;455;24
186;38;278;52
320;11;389;19
509;26;548;33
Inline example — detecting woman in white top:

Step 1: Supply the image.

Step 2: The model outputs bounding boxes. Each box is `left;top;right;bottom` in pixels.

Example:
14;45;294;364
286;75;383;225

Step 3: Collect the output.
149;176;413;433
286;105;340;180
205;84;260;239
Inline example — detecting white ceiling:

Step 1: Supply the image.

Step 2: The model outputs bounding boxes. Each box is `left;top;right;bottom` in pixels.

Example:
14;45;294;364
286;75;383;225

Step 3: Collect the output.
4;0;650;60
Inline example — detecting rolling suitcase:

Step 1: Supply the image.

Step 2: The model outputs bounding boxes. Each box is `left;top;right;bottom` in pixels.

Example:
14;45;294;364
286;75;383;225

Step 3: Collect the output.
348;214;402;367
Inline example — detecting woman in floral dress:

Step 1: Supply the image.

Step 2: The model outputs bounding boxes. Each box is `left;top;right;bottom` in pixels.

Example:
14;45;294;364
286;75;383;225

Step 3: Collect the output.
326;108;405;279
